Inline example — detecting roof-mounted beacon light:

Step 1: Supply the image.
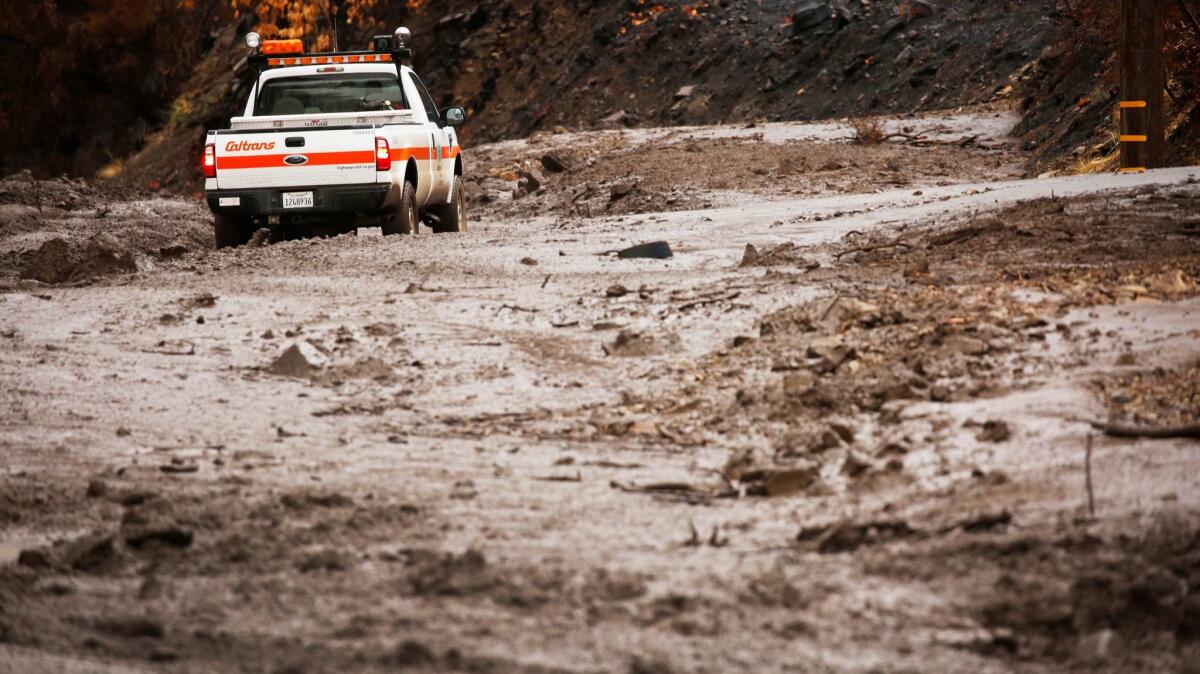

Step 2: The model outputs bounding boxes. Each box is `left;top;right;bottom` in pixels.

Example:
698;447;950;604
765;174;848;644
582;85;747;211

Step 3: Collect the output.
245;32;262;50
394;27;412;49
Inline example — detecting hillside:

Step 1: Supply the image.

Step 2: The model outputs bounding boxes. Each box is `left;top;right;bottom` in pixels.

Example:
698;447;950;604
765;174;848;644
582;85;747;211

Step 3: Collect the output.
2;0;1196;188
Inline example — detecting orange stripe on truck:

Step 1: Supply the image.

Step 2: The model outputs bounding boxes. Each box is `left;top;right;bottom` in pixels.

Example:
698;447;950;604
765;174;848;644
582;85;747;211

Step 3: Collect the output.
388;146;461;162
217;150;375;170
218;146;463;170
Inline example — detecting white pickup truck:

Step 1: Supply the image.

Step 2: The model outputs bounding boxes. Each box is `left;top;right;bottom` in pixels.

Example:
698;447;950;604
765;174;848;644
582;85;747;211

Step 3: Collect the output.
203;28;467;247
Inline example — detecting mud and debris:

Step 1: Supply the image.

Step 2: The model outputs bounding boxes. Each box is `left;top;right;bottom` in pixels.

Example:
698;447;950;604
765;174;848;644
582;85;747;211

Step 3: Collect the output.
2;113;1200;673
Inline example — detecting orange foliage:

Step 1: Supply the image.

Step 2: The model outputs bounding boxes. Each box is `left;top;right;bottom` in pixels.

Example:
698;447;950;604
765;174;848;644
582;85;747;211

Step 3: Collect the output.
179;0;381;51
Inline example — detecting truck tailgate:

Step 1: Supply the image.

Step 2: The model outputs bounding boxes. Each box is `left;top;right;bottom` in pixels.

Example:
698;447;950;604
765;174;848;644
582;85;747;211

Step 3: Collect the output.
214;128;378;190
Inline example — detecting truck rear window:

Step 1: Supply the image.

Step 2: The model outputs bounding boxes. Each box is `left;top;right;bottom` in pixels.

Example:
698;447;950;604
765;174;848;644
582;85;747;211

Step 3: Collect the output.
255;74;408;116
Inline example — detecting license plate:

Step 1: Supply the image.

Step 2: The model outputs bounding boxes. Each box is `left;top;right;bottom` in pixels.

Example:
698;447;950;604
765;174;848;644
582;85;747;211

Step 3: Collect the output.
282;192;314;209
218;197;240;207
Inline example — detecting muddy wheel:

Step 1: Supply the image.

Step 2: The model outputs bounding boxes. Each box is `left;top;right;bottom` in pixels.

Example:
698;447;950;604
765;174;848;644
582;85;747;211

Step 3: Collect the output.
383;181;419;236
430;177;467;234
213;214;252;249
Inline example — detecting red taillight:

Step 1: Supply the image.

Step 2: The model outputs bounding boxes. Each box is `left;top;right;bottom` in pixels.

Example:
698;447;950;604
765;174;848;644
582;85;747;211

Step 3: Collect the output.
202;143;217;178
375;137;391;172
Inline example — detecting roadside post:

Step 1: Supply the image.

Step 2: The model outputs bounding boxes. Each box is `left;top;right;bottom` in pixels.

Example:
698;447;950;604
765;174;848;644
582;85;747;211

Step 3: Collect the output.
1119;0;1166;173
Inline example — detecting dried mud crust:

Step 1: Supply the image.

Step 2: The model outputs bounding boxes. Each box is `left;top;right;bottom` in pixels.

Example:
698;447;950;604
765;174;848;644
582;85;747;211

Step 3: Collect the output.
0;478;596;673
1096;364;1200;430
468;128;1024;219
467;184;1200;453
0;173;212;285
2;120;1199;673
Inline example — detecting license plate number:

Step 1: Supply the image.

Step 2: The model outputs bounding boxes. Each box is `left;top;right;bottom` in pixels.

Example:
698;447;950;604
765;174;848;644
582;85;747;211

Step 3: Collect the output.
282;192;314;209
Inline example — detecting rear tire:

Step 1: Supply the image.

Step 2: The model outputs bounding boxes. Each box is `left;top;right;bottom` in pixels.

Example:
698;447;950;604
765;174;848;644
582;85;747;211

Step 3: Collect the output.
382;181;419;236
213;214;252;249
430;177;467;234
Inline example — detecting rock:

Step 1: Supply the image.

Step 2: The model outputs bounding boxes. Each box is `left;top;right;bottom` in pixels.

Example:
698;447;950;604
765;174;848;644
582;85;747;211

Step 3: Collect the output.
280;491;355;510
810;428;844;452
268;341;328;378
138;573;165;600
519;256;538;266
630;655;675;674
942;335;988;356
408;549;496;596
798;518;917;554
600;109;639;129
791;2;831;32
820;297;882;330
977;420;1011;443
63;534;119;573
674;85;697;99
807;336;855;373
609;182;637;201
906;0;937;17
740;243;817;269
296;548;354;573
828;422;855;444
517;168;545;195
387;639;437;667
17;548;51;568
95;615;165;639
840;451;871;478
78;233;138;279
606;284;630;298
764;467;821;497
86;479;109;498
158;243;188;258
616;241;673;259
540;153;569;173
782;371;816;396
21;238;77;284
606;329;681;358
124;525;194;549
247;228;272;248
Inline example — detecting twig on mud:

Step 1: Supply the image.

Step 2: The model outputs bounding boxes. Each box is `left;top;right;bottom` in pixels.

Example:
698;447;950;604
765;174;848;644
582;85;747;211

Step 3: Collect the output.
1088;420;1200;440
834;241;914;260
676;292;741;312
684;519;702;547
550;320;580;328
817;295;843;322
142;340;196;356
611;480;724;505
709;525;728;548
541;274;552;289
881;125;950;144
1085;434;1096;520
583;460;644;469
534;472;582;483
498;304;539;313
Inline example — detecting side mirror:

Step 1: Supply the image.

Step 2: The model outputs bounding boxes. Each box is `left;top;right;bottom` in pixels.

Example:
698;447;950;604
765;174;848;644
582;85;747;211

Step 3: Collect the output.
442;106;466;128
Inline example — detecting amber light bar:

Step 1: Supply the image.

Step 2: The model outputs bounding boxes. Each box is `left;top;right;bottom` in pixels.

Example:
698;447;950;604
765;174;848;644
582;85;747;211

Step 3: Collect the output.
261;39;304;56
267;53;392;67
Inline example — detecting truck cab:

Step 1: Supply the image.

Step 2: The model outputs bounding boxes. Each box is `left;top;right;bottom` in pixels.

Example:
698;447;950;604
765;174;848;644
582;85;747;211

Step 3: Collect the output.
203;28;467;247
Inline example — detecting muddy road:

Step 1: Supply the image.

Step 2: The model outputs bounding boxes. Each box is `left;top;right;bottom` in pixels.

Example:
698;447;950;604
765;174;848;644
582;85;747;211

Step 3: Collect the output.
2;111;1200;674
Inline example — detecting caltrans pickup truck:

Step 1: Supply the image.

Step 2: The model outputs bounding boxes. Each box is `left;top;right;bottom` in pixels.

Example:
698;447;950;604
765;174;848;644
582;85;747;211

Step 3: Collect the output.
203;28;466;247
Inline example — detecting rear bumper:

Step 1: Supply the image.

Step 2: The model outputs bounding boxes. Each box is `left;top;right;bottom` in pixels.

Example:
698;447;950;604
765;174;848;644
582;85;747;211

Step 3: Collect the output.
206;183;393;223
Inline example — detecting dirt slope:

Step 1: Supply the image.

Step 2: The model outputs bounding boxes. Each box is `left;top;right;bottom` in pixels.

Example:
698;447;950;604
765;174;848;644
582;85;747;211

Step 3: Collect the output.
118;0;1058;190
